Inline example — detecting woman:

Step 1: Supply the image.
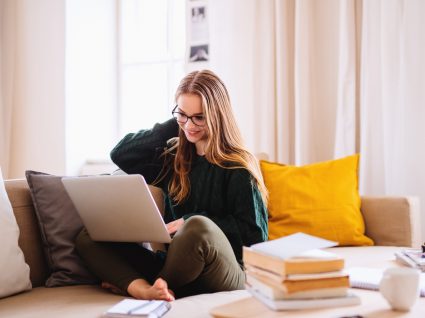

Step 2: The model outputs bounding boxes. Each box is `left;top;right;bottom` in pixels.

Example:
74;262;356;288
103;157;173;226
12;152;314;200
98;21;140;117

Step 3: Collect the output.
75;70;268;301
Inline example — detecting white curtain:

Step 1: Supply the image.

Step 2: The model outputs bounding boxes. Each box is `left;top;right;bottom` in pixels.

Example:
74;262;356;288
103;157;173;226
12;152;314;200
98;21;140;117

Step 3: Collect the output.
0;0;17;178
360;0;425;196
210;0;425;237
210;0;359;165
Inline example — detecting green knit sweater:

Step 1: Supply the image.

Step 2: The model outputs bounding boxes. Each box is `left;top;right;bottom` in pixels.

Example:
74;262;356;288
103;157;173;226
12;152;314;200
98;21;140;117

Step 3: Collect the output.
110;119;268;263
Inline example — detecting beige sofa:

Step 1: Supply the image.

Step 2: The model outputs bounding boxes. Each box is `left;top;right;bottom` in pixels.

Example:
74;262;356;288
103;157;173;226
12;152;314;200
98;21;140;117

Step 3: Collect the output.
0;179;424;318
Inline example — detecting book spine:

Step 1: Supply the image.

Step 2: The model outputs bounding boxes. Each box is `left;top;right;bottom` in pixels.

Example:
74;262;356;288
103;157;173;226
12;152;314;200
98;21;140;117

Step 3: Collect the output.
243;247;286;276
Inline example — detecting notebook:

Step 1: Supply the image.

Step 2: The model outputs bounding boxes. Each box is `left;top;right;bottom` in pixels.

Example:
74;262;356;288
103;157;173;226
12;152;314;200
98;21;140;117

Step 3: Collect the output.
347;267;425;297
62;174;172;243
103;299;171;317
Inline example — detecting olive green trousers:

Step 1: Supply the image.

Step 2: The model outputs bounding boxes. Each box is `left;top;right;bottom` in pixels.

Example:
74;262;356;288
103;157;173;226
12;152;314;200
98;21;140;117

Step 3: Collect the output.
75;215;245;298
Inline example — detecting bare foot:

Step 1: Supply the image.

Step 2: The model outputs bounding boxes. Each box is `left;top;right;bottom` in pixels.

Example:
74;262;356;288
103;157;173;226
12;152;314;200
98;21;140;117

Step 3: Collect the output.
127;278;175;301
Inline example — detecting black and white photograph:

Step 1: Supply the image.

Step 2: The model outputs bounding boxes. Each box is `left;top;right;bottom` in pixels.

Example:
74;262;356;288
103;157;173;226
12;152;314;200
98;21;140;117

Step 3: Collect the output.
191;6;206;23
189;5;209;43
189;44;209;62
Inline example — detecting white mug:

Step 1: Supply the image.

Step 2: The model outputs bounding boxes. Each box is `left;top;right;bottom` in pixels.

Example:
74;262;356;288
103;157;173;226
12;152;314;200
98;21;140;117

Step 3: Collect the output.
379;267;420;311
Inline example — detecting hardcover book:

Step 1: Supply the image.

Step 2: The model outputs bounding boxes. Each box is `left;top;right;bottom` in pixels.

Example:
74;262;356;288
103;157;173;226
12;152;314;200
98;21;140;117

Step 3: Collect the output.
246;270;350;294
243;233;344;276
243;246;344;276
247;287;360;310
246;274;348;300
245;264;347;283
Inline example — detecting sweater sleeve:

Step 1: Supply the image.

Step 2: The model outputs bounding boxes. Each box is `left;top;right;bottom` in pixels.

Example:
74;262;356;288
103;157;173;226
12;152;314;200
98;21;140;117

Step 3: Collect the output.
182;169;268;262
110;118;179;184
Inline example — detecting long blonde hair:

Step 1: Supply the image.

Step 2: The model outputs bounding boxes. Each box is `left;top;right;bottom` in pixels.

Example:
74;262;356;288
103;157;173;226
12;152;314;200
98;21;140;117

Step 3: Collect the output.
165;70;268;206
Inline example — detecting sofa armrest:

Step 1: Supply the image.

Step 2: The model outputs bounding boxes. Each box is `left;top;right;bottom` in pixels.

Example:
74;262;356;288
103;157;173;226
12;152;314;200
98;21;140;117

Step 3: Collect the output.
360;196;421;247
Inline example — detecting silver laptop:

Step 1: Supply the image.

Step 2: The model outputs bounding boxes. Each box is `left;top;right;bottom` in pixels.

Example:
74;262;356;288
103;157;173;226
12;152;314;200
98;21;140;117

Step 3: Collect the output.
61;174;172;243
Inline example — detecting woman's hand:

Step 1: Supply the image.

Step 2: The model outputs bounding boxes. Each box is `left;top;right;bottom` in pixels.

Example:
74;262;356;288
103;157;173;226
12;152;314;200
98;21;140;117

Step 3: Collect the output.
166;218;185;235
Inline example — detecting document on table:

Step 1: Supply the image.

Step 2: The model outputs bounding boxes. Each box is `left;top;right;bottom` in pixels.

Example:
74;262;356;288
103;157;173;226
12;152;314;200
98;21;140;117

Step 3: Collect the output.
103;299;171;317
250;232;338;259
347;267;425;297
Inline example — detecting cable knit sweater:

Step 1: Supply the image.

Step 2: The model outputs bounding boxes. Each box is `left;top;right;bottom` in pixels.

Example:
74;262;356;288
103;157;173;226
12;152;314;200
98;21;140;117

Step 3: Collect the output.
110;119;268;263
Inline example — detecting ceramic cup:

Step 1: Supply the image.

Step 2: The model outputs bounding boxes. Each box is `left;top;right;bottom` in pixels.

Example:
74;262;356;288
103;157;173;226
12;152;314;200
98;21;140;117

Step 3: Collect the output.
379;267;421;311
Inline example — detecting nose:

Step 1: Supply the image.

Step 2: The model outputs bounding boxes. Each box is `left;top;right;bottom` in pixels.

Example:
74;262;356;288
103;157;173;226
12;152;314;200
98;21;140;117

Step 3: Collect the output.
184;118;197;129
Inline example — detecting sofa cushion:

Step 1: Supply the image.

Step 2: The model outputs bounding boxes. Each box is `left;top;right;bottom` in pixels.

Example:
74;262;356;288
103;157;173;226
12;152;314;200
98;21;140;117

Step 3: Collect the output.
25;171;98;287
0;247;422;318
260;155;373;246
0;284;249;318
5;179;50;287
0;167;32;298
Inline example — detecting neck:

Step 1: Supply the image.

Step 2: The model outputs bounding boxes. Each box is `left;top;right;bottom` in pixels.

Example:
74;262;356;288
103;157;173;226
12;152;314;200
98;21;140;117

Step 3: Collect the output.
195;140;206;156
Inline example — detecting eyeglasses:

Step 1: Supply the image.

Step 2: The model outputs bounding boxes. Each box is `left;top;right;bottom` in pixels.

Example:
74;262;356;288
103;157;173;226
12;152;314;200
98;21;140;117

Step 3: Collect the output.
172;105;206;127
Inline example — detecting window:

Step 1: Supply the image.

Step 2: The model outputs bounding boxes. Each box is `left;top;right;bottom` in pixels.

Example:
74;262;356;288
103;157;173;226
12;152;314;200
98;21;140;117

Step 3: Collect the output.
118;0;186;135
65;1;186;175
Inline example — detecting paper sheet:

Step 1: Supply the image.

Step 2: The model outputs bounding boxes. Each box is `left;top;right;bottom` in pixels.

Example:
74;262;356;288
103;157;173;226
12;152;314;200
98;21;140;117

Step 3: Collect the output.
250;232;338;259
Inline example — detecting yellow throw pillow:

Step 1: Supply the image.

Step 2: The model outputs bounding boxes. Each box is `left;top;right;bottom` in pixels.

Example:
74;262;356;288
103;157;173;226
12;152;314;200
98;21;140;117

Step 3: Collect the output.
260;154;373;246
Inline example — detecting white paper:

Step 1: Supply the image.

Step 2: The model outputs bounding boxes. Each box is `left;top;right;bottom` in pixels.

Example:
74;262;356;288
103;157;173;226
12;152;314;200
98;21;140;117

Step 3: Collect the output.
294;248;338;259
347;266;425;297
286;270;347;281
250;232;338;259
106;299;165;315
131;301;163;315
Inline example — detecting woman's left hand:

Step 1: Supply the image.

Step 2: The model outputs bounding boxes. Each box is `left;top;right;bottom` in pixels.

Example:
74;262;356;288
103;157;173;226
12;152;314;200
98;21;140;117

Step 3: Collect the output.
166;218;184;235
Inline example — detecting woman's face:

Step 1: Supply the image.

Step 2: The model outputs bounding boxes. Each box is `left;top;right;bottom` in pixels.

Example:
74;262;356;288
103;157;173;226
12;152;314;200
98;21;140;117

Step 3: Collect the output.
175;93;208;152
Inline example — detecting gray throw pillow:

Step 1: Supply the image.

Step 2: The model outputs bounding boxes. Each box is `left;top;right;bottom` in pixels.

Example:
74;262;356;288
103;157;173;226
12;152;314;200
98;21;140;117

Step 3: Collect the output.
25;170;98;287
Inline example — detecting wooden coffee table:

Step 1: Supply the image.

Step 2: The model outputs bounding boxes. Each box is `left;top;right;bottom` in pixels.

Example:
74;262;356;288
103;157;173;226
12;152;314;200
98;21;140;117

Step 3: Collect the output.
210;288;425;317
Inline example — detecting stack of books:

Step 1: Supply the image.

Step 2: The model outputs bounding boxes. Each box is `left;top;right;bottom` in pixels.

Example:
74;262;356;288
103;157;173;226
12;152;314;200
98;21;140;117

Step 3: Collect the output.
243;233;360;310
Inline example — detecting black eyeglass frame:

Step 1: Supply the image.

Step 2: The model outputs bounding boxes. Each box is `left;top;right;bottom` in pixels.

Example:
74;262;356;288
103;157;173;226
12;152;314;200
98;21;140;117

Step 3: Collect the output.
171;105;206;127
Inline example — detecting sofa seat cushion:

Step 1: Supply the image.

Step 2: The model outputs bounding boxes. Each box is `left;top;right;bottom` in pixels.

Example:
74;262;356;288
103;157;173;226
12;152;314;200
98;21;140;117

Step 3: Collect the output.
0;285;124;318
0;284;250;318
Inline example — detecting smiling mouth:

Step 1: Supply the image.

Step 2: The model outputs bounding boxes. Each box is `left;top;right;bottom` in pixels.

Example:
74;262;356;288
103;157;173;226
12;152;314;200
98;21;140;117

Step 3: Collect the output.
184;129;201;134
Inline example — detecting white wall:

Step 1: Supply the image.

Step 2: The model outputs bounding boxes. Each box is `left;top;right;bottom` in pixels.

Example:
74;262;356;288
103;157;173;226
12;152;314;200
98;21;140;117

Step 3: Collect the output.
9;0;66;178
7;0;117;178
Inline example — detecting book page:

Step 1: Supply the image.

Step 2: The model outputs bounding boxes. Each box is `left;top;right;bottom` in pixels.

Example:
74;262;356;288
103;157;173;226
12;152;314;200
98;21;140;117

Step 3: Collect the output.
250;232;337;259
286;270;347;280
294;249;339;259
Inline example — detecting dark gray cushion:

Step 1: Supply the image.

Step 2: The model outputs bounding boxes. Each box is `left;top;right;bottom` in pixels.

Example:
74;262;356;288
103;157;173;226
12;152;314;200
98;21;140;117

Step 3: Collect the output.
25;170;98;287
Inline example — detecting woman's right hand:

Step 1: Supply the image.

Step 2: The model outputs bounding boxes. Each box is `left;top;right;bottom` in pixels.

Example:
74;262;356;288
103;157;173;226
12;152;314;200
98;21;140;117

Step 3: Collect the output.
166;218;184;235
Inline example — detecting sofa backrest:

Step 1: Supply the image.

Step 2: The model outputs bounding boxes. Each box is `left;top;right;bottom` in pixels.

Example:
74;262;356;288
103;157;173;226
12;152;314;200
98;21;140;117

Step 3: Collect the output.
5;179;49;287
5;178;421;288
